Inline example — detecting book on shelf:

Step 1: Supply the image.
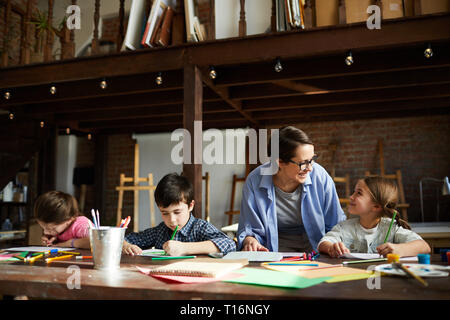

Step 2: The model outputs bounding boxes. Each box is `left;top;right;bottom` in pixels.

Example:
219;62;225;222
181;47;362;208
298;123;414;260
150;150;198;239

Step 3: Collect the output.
192;16;205;42
150;6;168;47
123;0;148;51
157;6;175;46
184;0;197;42
142;0;176;47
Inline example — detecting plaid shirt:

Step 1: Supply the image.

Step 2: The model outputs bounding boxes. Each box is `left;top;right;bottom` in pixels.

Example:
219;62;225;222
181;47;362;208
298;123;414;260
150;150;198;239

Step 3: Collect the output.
125;214;236;254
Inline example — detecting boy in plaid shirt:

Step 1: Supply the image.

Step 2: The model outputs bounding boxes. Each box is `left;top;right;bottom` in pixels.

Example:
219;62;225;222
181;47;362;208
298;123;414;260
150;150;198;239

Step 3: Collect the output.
123;173;236;256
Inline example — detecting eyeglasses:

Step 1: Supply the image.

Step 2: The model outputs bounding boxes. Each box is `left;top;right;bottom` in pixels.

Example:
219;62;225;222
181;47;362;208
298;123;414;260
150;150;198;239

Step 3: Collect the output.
288;155;318;171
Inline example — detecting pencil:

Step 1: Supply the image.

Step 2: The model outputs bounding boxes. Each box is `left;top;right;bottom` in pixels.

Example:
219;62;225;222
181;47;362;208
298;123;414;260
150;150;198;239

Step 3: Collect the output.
393;263;428;287
170;225;179;240
152;255;195;260
384;210;397;243
267;263;319;266
343;258;387;265
45;254;74;263
28;253;44;263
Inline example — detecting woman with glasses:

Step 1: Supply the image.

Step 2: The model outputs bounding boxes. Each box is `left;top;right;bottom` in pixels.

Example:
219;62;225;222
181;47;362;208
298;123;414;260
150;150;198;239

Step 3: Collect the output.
237;126;346;252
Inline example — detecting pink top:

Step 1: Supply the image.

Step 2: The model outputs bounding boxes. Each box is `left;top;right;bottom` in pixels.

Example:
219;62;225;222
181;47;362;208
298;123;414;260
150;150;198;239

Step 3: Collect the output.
57;216;90;242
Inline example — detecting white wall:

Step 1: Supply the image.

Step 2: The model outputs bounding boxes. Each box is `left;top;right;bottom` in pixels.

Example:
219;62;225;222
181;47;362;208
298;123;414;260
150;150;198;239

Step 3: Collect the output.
55;135;78;196
134;129;248;231
215;0;272;39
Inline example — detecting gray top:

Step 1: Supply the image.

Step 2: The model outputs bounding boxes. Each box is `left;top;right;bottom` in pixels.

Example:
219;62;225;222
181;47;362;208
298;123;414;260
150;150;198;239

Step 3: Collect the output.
318;217;423;253
275;185;312;252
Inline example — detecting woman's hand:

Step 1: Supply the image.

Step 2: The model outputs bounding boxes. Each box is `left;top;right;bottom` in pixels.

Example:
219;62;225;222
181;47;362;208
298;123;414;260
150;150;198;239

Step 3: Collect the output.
242;236;269;251
122;241;142;255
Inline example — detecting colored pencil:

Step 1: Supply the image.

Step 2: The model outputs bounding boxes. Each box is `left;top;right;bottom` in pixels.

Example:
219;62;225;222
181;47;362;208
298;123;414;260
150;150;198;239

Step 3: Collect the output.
170;225;179;240
45;255;73;263
76;256;93;260
384;210;397;243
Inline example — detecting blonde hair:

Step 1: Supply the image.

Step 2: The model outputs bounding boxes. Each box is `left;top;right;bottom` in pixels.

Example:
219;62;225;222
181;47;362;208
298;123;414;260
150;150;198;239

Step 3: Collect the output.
363;176;411;230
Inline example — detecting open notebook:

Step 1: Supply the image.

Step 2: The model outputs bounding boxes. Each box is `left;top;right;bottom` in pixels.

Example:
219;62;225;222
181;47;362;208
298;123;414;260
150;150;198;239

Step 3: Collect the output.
145;259;248;278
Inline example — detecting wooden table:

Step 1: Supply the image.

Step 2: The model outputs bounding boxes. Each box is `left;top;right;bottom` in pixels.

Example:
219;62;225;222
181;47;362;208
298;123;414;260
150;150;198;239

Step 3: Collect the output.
0;251;449;301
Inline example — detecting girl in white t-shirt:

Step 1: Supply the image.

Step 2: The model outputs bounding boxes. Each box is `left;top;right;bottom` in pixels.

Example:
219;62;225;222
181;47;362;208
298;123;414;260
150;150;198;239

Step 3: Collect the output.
318;177;430;257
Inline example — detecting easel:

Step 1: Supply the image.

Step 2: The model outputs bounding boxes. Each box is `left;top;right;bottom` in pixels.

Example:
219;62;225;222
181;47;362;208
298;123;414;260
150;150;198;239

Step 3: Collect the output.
365;140;410;221
115;144;156;232
224;174;246;225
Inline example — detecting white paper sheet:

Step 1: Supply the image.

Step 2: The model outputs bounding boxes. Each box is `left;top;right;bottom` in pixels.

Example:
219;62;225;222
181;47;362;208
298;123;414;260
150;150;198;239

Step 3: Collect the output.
223;251;283;262
341;252;418;262
6;246;76;252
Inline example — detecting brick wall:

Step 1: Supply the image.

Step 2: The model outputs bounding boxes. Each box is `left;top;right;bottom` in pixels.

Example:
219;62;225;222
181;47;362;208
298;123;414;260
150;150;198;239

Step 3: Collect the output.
281;114;450;222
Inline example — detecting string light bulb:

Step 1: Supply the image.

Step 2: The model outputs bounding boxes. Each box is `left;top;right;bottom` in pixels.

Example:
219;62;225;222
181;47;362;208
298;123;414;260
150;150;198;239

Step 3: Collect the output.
424;44;433;59
155;72;163;86
40;121;45;128
100;79;107;89
8;111;14;120
274;58;283;72
66;127;70;135
87;133;92;140
209;66;217;79
345;51;354;66
4;91;10;100
50;86;57;95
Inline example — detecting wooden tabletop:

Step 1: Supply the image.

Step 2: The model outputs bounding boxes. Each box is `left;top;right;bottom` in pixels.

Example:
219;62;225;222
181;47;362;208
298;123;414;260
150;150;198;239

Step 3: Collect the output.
0;251;449;300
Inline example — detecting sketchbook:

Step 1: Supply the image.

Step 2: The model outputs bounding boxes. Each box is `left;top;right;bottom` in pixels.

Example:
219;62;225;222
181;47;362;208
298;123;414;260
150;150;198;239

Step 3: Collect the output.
223;251;283;262
144;260;247;278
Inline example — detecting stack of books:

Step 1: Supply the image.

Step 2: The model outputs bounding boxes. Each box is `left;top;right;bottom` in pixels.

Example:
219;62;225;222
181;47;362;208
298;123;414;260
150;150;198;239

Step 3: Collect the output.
122;0;207;51
276;0;306;32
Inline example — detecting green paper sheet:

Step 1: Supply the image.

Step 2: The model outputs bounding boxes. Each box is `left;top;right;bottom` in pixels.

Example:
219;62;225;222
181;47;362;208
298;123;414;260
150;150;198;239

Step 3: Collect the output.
223;267;331;289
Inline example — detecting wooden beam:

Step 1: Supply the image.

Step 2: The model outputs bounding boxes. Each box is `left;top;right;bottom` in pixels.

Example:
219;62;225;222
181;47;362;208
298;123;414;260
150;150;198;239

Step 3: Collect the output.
183;64;202;218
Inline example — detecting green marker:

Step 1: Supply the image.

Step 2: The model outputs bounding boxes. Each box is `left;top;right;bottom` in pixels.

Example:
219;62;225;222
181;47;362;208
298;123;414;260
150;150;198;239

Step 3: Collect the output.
384;210;397;243
152;255;196;260
170;225;179;240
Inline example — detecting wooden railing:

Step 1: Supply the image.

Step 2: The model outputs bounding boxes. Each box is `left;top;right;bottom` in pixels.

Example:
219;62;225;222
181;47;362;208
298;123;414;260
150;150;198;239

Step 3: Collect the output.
0;0;442;68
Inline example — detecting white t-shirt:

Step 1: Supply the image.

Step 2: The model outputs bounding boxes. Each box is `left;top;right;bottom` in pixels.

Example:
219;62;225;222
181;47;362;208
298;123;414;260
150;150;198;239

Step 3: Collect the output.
318;217;422;253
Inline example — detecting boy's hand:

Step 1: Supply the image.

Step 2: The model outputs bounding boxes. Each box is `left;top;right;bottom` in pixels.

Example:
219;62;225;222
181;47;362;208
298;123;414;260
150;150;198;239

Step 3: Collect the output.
376;243;400;257
242;236;269;251
163;240;186;256
122;241;142;255
328;242;350;258
42;234;56;246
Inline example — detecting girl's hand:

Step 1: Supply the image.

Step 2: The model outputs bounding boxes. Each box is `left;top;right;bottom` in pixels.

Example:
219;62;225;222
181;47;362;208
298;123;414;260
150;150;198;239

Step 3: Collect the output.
122;242;142;255
376;243;400;257
163;240;185;256
42;234;56;246
328;242;350;258
242;236;269;251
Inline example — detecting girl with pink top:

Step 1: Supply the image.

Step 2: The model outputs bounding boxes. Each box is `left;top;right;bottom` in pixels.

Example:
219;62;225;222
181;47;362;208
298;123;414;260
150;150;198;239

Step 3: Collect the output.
34;191;91;249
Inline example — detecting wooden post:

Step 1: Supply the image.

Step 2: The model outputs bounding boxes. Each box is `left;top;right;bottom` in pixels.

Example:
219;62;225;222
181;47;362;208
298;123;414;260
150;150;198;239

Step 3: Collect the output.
91;0;100;55
209;0;215;40
304;0;316;29
44;0;54;62
69;0;77;57
239;0;246;37
20;0;33;65
271;0;276;32
183;64;203;218
117;0;125;52
338;0;346;24
2;0;12;67
413;0;422;16
172;0;185;44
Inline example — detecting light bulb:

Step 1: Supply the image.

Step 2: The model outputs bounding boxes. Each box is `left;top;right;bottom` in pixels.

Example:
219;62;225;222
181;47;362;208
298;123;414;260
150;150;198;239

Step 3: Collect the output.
209;67;217;79
9;112;14;120
50;86;57;95
274;58;283;72
155;72;162;86
345;52;354;66
40;121;45;128
87;133;92;140
4;91;10;100
100;79;107;89
424;46;433;59
66;127;70;135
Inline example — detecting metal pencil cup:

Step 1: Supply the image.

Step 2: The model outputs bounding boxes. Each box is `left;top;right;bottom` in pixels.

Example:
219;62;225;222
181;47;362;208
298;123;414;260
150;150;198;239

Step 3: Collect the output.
89;227;125;270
